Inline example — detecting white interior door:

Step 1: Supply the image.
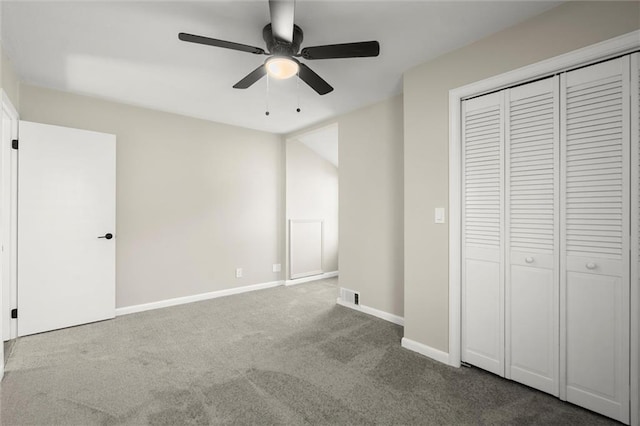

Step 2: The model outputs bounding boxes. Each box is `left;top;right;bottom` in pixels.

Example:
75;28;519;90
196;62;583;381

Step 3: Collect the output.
560;57;630;424
461;92;505;376
18;121;116;337
505;76;560;396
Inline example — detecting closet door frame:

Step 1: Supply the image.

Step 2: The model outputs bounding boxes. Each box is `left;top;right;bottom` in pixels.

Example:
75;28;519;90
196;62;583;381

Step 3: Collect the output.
630;52;639;426
448;30;639;425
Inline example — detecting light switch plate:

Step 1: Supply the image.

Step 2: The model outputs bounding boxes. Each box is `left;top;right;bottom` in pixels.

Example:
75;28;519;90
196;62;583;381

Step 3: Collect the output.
435;207;446;224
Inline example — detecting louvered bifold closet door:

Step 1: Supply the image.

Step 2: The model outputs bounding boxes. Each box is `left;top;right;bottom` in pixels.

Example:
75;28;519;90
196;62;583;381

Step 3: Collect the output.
560;56;630;424
630;52;639;426
461;92;505;376
505;77;559;396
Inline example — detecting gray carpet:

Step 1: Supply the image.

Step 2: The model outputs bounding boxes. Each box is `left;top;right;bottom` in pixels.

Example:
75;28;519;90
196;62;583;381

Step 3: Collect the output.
0;278;615;425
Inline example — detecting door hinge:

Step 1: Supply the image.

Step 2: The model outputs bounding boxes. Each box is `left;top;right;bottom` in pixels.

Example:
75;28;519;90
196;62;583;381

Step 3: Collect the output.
11;139;18;150
10;308;17;319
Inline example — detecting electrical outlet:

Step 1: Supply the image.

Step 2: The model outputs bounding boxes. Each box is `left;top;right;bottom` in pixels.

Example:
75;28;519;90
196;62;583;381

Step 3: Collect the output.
235;268;242;278
273;263;281;273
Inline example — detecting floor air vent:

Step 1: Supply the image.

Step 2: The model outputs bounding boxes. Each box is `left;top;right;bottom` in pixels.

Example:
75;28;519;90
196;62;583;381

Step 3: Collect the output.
340;288;360;305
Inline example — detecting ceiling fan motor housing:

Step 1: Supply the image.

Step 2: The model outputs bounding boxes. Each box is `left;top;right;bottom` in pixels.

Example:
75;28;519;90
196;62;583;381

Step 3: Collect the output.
263;24;303;56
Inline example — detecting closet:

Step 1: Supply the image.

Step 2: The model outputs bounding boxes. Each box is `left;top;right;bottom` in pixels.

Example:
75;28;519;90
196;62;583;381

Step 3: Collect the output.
461;53;637;424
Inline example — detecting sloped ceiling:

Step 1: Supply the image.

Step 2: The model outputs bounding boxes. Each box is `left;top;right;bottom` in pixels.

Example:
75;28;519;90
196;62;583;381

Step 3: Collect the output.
295;124;338;167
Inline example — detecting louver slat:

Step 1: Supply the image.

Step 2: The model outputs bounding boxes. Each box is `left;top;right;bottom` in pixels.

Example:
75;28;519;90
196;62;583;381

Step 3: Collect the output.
565;74;624;259
464;102;502;249
508;85;556;253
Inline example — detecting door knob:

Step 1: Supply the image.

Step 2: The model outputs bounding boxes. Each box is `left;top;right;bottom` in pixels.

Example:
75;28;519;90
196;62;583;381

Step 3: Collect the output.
586;262;596;270
98;233;113;240
525;257;534;264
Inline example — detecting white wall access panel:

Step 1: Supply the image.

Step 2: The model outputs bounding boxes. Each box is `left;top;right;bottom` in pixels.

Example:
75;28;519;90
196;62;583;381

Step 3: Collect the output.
630;52;639;426
18;121;116;337
505;76;560;396
461;91;505;376
560;56;630;424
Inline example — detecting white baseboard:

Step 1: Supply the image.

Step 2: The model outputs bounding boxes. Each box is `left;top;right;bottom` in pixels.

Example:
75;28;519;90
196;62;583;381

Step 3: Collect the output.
116;280;284;316
285;271;338;286
336;298;404;326
401;337;454;366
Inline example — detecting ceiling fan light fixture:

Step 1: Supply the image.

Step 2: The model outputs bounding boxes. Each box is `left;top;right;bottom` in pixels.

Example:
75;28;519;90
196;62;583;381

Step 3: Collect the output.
265;56;299;79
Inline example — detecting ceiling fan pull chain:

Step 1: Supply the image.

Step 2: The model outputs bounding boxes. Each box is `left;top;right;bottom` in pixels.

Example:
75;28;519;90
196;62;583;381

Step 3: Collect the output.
265;74;270;116
296;72;301;113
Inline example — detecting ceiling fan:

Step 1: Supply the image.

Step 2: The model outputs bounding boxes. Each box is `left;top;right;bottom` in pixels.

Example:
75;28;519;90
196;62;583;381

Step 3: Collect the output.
178;0;380;96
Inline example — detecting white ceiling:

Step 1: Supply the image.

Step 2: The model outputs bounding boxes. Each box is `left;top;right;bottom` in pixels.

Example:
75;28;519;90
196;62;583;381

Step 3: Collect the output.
1;1;562;135
295;123;338;167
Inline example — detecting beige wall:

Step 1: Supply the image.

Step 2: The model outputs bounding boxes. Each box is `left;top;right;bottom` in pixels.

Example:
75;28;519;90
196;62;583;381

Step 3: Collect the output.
286;95;404;316
286;139;338;275
19;84;284;308
404;1;640;351
340;95;404;316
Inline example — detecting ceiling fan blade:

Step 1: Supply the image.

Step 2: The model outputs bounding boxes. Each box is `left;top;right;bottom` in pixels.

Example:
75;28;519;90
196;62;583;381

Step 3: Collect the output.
179;33;266;55
269;0;295;43
298;63;333;95
301;41;380;60
233;64;267;89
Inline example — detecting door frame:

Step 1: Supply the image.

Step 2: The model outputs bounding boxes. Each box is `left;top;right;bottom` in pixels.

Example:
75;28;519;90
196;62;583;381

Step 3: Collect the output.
1;90;19;345
630;52;639;426
283;122;339;283
448;30;640;425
